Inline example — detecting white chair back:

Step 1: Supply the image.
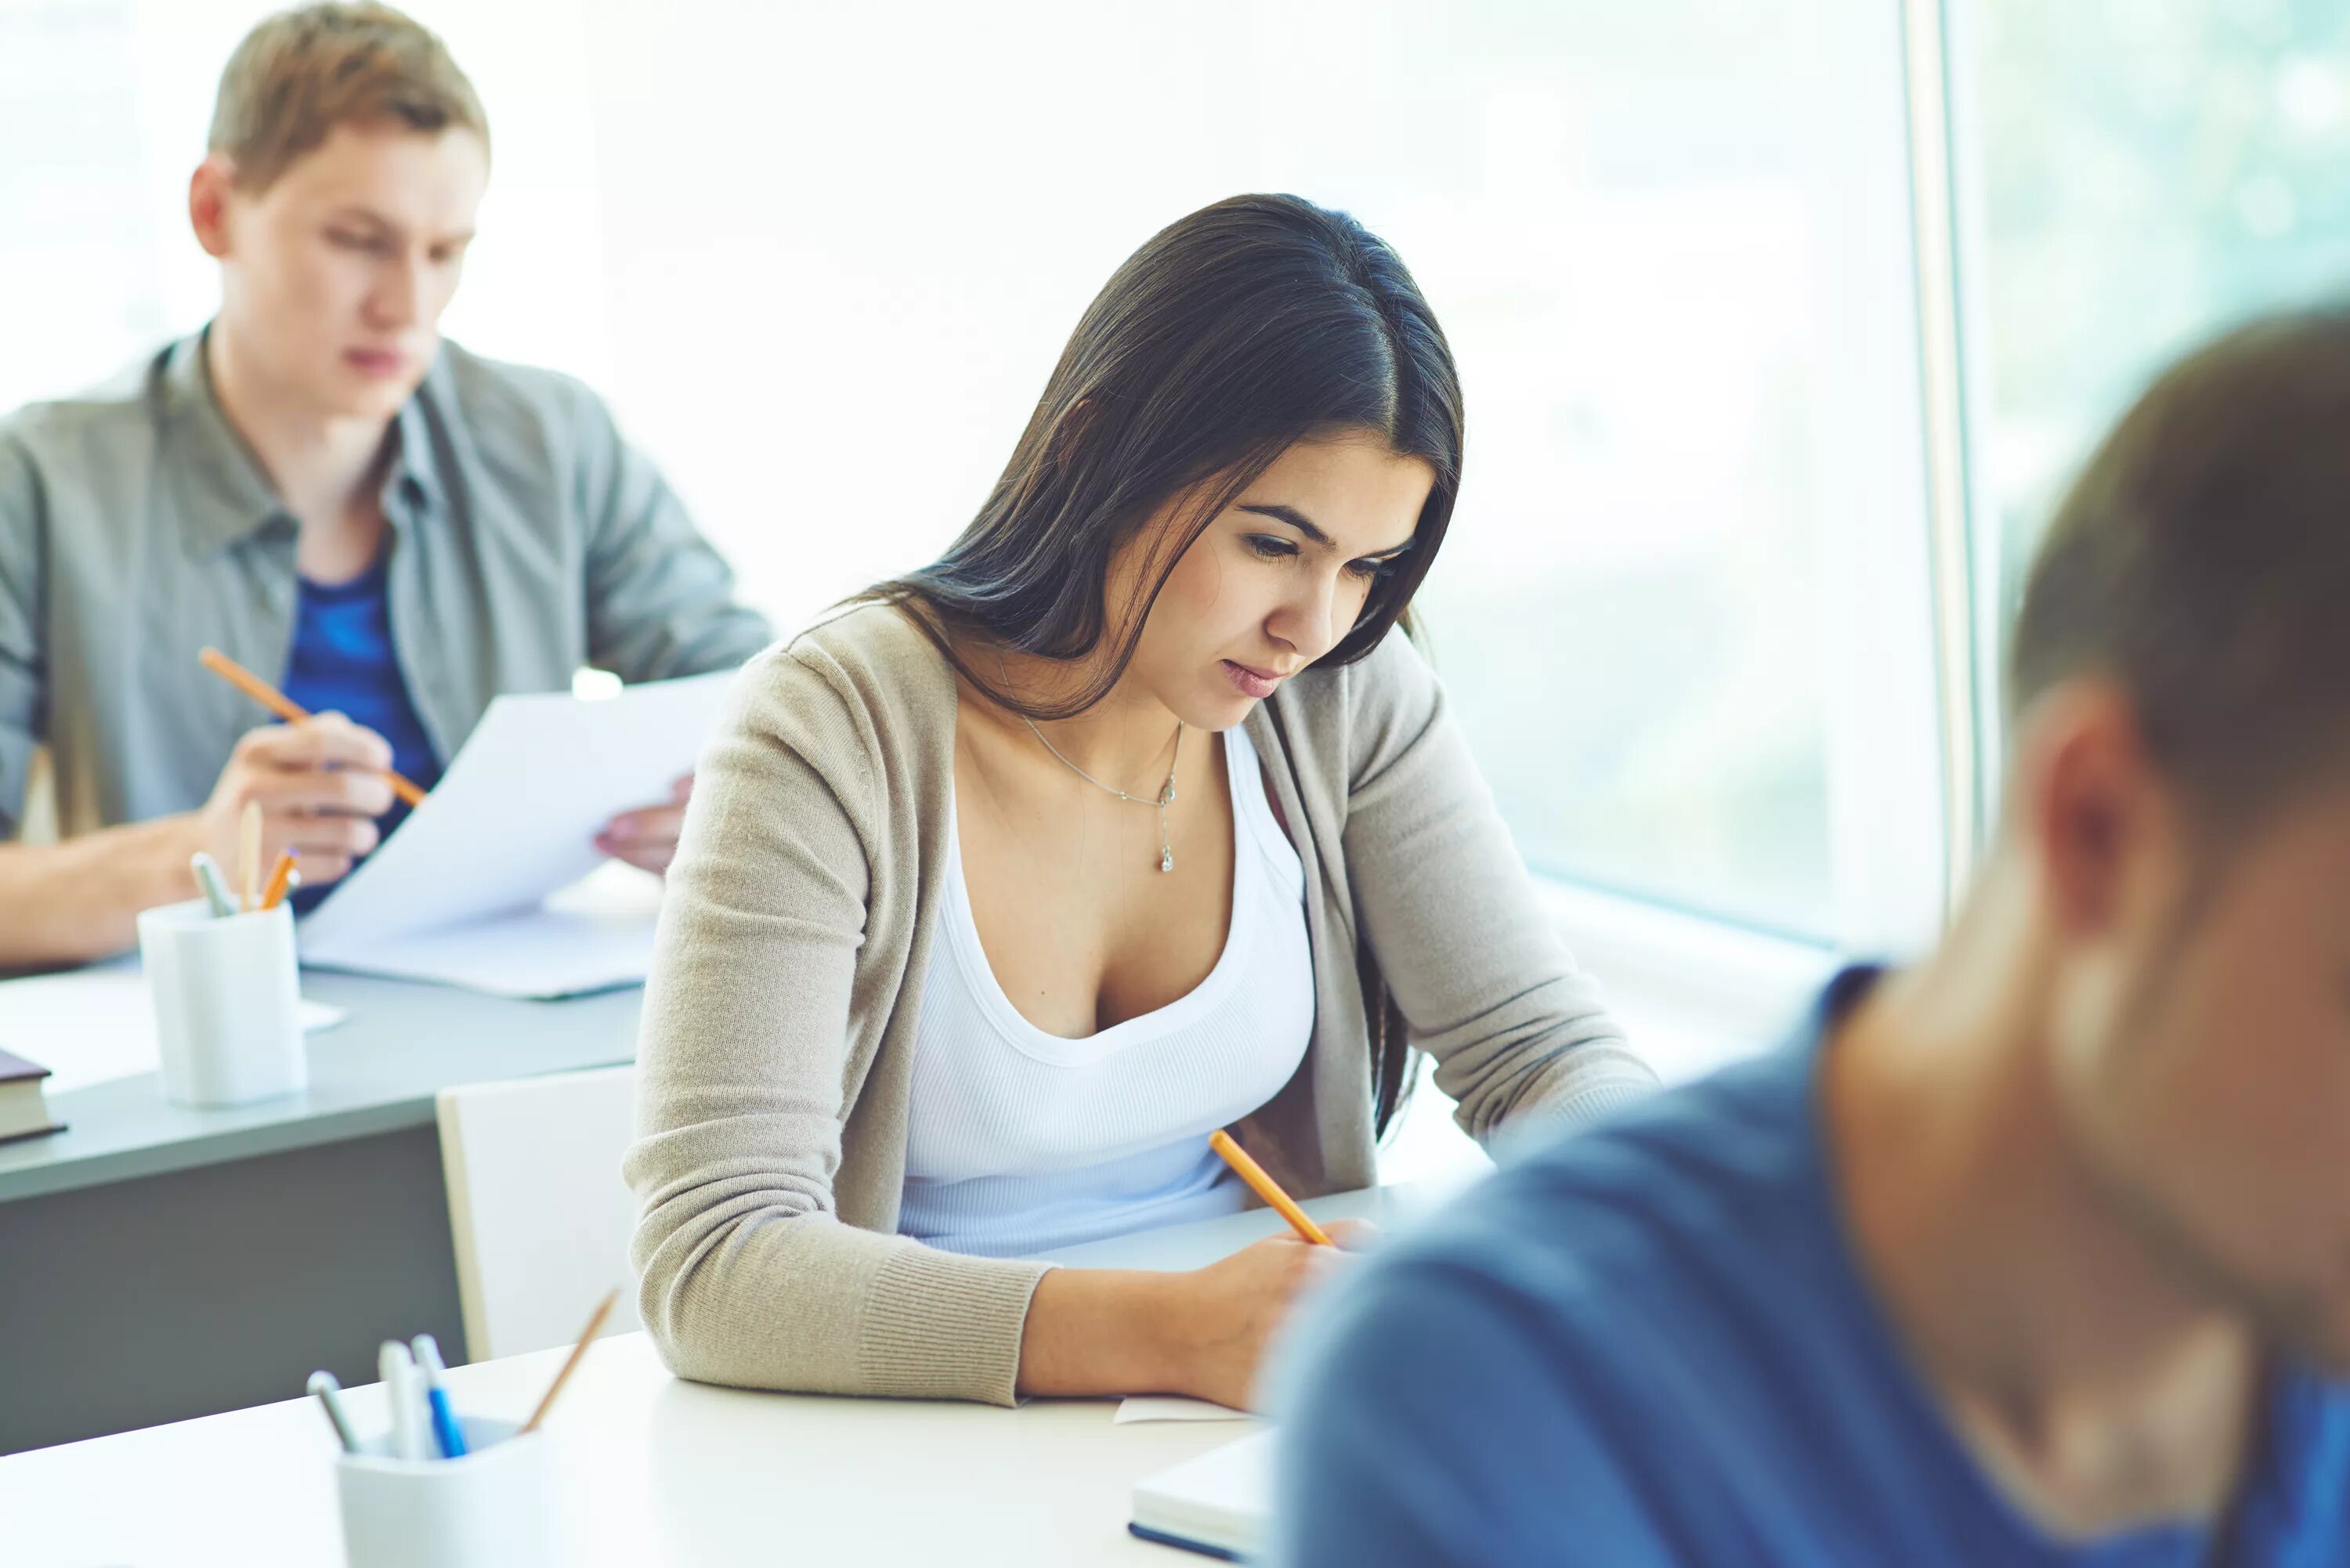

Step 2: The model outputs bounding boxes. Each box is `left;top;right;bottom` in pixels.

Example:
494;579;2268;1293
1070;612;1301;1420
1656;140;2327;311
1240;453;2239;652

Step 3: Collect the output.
436;1064;642;1362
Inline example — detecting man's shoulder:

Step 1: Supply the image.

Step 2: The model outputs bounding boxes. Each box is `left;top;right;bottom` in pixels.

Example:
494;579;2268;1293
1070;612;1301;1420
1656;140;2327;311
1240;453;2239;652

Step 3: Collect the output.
0;345;171;468
422;339;616;455
1268;1056;1835;1568
1282;1042;1838;1443
1386;1045;1824;1333
1269;1046;1860;1567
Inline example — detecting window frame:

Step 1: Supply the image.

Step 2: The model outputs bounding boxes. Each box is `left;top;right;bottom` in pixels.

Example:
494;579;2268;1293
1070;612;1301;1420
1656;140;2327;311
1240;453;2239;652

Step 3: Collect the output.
1491;0;1980;1078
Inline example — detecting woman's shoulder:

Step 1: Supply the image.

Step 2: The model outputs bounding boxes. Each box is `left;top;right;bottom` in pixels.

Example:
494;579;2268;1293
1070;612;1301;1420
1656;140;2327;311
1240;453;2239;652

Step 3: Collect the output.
1246;626;1443;826
711;601;959;779
701;602;958;831
738;601;956;707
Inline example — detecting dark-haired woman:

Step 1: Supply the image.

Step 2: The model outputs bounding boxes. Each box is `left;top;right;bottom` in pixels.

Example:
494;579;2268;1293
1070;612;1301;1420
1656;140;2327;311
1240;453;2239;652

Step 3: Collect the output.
625;193;1654;1408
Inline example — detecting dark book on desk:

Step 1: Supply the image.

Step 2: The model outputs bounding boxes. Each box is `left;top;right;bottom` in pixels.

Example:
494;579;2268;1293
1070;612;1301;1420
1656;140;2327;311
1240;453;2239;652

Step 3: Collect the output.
0;1046;66;1146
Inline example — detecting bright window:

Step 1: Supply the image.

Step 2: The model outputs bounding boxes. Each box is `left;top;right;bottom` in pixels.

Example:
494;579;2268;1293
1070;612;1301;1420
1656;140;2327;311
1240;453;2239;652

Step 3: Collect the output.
1956;0;2350;792
2;2;1982;974
577;0;1948;955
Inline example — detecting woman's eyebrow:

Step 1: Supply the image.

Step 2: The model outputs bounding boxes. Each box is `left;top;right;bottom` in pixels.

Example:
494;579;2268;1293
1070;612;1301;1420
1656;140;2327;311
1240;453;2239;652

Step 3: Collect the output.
1237;502;1415;559
1237;502;1329;544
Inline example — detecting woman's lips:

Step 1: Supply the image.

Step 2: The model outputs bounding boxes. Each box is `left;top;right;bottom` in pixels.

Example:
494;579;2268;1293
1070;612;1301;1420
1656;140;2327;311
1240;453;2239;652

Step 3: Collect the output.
1223;660;1282;700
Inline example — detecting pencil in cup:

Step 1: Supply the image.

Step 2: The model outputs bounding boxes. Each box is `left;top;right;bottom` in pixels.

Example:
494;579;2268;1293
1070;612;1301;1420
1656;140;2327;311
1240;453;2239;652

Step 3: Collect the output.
197;646;428;808
521;1287;620;1435
259;851;299;912
1207;1129;1336;1247
239;799;262;912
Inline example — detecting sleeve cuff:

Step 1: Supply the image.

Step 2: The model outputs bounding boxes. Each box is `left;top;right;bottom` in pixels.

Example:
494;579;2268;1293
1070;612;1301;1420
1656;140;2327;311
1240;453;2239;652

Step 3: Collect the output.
855;1245;1054;1406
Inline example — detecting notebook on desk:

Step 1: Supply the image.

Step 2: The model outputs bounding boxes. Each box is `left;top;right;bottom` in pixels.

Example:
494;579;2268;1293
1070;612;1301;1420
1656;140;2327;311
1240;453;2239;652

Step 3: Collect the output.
1130;1427;1273;1561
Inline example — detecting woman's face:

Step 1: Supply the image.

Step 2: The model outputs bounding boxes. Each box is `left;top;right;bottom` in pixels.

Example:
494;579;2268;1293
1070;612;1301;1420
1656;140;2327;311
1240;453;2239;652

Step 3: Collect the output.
1112;432;1436;730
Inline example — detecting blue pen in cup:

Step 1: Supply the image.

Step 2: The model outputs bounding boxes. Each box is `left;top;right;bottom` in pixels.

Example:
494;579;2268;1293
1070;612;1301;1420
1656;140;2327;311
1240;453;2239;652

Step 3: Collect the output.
411;1333;468;1458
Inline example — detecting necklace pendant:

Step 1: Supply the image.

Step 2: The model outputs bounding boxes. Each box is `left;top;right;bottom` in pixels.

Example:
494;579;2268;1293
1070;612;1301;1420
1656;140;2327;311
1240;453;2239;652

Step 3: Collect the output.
1160;847;1175;874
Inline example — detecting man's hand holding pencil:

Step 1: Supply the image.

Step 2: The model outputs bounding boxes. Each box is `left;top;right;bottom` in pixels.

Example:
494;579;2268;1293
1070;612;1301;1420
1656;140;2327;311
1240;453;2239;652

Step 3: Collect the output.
189;710;398;891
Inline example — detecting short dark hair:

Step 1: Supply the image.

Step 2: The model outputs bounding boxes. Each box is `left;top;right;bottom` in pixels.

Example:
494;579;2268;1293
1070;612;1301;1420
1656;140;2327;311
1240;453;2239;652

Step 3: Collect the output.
2009;307;2350;827
859;192;1463;721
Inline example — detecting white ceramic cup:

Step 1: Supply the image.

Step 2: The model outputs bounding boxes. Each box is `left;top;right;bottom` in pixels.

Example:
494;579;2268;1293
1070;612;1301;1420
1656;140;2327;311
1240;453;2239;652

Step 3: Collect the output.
336;1417;554;1568
134;897;306;1107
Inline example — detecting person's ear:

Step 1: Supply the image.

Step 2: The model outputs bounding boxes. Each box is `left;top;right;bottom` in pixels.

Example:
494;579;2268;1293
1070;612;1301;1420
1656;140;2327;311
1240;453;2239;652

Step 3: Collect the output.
2012;678;2179;940
189;155;240;260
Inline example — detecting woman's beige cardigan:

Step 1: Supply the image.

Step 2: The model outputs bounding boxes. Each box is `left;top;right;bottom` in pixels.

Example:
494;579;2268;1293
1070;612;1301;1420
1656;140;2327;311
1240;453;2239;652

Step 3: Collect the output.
624;605;1654;1404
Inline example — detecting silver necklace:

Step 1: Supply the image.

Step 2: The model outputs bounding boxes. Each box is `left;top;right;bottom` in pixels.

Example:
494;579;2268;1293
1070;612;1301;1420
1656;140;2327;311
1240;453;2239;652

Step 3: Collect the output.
1018;711;1184;873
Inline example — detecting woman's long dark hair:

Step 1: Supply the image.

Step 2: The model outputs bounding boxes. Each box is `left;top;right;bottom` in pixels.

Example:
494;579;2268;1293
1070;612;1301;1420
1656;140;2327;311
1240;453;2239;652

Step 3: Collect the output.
862;192;1463;1135
861;191;1464;721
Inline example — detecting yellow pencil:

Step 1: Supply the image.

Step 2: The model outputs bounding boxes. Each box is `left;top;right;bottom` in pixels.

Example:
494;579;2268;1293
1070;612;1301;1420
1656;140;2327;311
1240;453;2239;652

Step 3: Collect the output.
1208;1129;1335;1247
199;647;428;808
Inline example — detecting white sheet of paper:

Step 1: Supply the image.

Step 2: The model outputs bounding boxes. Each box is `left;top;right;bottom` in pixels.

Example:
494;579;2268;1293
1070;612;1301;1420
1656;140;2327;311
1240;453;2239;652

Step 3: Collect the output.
1115;1397;1253;1424
306;879;664;999
0;964;346;1095
297;672;731;994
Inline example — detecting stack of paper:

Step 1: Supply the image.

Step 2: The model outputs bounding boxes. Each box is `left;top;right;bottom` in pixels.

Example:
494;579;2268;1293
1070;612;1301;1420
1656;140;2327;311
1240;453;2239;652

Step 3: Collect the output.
297;672;732;999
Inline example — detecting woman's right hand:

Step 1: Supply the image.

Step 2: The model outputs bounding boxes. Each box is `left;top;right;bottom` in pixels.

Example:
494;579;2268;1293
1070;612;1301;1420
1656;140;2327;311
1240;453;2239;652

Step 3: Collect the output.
1159;1219;1376;1410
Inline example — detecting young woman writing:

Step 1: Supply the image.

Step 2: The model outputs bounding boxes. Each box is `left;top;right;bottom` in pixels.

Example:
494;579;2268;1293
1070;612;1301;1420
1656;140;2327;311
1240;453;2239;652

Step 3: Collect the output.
625;193;1654;1408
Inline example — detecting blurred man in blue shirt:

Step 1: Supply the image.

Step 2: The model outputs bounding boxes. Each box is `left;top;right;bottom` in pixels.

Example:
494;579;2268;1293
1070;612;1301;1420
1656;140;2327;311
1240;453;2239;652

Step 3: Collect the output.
1271;309;2350;1567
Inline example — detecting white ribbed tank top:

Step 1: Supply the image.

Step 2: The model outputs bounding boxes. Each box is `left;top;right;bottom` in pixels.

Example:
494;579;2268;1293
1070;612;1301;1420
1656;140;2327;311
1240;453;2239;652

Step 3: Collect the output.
898;725;1314;1258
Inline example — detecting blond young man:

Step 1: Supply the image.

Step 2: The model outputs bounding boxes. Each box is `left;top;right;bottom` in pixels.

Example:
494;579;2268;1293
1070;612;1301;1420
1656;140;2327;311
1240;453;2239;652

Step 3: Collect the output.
0;3;769;966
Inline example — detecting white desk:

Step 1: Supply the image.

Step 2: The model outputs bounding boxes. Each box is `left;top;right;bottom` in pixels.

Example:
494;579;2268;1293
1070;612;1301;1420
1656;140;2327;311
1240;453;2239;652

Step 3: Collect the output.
1;1181;1476;1567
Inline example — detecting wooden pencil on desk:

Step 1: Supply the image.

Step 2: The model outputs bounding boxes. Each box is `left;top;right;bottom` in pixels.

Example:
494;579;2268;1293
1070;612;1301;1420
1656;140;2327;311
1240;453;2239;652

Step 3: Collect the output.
197;647;428;808
1207;1129;1336;1247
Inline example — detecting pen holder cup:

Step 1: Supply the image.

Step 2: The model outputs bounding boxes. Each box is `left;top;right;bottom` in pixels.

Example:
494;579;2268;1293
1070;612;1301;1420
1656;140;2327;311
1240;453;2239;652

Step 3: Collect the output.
135;897;306;1107
335;1418;554;1568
